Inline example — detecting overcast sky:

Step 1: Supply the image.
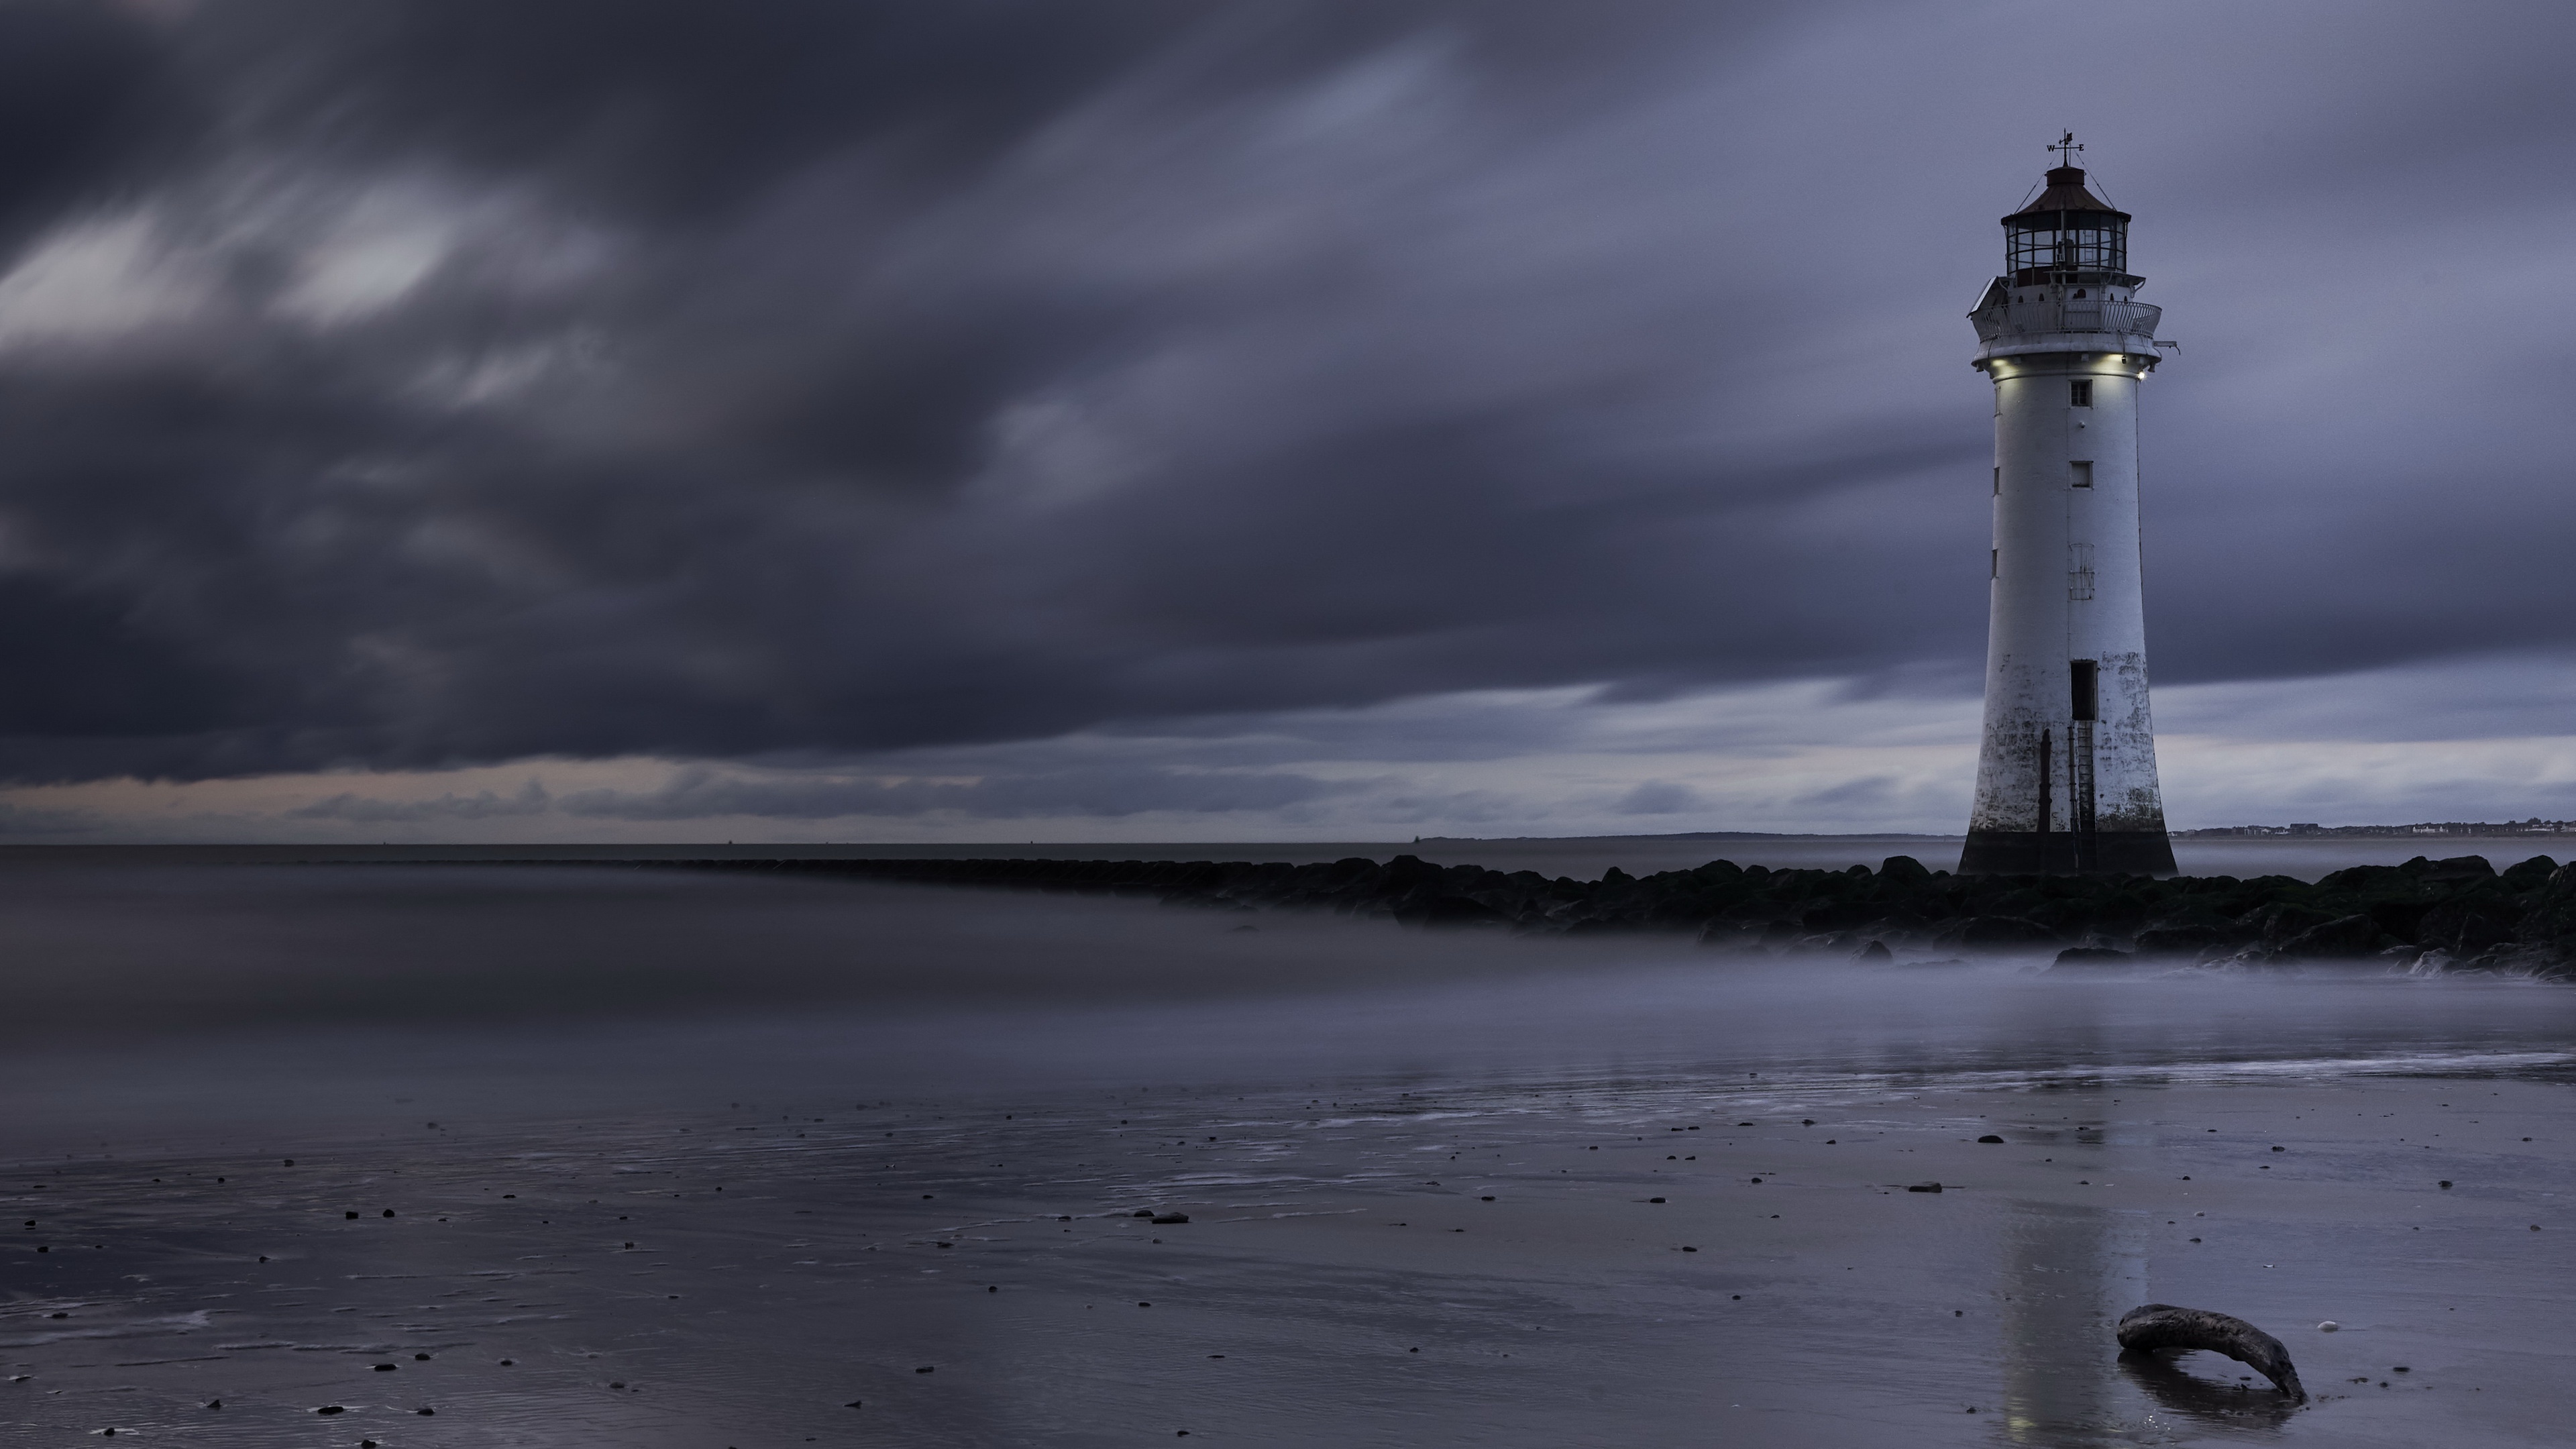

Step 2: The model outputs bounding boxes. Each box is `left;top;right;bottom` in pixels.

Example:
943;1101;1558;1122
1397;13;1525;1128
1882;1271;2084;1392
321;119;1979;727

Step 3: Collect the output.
0;0;2571;842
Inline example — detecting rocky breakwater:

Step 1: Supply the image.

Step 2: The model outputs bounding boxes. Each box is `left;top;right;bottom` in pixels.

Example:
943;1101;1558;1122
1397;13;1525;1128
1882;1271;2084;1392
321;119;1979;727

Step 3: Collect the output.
668;851;2576;978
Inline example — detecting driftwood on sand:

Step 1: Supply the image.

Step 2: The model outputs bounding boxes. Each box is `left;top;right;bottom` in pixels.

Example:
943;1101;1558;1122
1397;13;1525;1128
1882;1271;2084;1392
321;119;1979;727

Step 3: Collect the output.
2115;1303;2306;1400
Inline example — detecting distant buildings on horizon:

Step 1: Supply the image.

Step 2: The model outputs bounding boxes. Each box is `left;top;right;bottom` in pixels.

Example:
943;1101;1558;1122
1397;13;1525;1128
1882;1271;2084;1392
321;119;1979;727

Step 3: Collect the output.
2177;819;2574;839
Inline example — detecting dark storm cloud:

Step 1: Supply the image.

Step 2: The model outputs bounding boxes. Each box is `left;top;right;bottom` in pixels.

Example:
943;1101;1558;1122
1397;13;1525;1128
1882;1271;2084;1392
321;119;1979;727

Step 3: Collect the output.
0;0;2567;788
0;1;188;246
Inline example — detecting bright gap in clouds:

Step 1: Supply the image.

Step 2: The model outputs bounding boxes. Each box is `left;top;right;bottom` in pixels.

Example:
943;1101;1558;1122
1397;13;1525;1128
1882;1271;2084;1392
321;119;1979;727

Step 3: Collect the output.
11;652;2576;843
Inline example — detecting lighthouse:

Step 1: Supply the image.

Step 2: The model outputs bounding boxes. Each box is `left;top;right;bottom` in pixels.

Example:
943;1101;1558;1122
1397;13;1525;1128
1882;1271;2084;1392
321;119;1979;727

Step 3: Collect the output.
1960;138;2177;876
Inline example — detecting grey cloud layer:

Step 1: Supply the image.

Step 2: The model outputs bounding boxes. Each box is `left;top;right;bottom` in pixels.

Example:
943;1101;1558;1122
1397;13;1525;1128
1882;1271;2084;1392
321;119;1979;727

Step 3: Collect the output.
286;765;1360;823
0;0;2565;786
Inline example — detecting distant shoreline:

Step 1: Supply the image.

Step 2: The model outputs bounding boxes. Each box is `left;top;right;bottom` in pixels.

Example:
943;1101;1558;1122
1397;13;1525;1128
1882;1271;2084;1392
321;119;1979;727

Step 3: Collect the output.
1411;831;1957;843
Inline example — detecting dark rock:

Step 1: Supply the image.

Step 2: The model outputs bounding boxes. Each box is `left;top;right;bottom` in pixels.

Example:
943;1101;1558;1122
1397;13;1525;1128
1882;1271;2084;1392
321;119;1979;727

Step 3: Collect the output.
1907;1182;1943;1193
1854;940;1894;963
1397;895;1509;929
1801;900;1878;932
2116;1303;2304;1399
2318;863;2412;894
1976;1135;2004;1144
2497;855;2559;889
1878;855;1933;885
2517;863;2576;961
2133;924;2224;955
1564;915;1645;937
2137;901;2237;934
2363;898;2435;941
2051;947;2133;967
1787;930;1860;955
2026;897;2111;934
1697;922;1768;953
1150;1213;1189;1224
2421;898;2522;956
620;855;2576;987
1948;916;2060;947
2274;914;2392;960
2243;902;2339;949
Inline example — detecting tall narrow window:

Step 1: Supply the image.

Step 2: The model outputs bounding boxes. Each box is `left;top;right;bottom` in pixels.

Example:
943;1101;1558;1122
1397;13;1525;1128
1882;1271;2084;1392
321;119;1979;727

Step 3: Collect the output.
2068;542;2096;600
1993;466;2001;496
2070;379;2093;407
2070;460;2093;488
2070;659;2098;721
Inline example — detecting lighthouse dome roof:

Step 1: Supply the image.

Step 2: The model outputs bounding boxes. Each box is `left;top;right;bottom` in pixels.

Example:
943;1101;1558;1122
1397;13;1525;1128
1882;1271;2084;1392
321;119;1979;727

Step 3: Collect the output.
2003;166;2128;225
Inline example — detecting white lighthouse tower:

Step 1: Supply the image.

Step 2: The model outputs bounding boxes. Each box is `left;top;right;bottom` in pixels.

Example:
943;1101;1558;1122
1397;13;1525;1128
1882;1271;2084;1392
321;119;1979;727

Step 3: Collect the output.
1961;138;2177;875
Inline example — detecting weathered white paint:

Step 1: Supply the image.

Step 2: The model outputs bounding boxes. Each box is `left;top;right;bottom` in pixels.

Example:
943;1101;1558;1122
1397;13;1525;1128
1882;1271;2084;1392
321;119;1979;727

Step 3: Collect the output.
1962;262;2176;873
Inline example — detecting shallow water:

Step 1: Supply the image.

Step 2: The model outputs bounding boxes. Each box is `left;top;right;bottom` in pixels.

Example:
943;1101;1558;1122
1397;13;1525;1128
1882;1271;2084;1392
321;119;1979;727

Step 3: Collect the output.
5;863;2575;1445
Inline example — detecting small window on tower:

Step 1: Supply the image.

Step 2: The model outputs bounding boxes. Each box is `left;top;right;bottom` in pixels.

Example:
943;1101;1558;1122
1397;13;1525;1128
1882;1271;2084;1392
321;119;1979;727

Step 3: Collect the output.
1993;466;2000;496
2070;461;2094;488
2070;379;2093;407
2070;660;2098;722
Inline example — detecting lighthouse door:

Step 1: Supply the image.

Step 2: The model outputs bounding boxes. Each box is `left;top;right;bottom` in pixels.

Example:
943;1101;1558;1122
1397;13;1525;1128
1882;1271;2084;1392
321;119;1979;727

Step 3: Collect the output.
2068;661;2100;871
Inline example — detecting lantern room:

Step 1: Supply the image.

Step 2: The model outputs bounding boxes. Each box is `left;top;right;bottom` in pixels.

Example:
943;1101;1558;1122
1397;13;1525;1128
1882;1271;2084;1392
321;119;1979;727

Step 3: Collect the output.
2002;166;2139;288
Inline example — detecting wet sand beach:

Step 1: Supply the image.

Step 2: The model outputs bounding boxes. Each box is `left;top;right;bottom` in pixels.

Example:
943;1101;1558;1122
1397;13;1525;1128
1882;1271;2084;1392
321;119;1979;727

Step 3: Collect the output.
5;861;2576;1446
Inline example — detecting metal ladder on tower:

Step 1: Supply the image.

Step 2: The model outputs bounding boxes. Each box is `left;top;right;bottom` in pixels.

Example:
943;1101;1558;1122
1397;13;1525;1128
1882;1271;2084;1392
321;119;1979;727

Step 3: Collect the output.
2069;721;2098;871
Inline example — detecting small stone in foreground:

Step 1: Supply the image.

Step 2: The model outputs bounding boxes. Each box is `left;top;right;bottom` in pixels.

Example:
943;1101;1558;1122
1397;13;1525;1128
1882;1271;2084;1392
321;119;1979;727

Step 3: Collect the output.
1908;1182;1944;1193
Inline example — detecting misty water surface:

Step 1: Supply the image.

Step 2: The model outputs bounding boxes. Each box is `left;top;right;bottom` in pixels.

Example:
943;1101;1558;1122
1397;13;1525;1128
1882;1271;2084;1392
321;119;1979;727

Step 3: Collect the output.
8;861;2576;1447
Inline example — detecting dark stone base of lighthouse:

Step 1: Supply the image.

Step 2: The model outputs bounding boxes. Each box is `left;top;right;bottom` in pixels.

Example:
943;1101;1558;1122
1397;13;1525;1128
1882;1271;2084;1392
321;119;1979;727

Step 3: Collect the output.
1959;828;2177;877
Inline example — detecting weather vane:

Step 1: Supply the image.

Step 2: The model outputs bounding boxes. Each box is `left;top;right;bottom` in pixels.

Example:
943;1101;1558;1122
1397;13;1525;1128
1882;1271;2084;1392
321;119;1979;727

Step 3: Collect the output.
2048;131;2083;165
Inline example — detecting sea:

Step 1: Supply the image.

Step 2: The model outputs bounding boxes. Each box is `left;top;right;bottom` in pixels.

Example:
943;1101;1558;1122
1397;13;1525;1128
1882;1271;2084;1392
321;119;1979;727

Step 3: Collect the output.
4;839;2573;1446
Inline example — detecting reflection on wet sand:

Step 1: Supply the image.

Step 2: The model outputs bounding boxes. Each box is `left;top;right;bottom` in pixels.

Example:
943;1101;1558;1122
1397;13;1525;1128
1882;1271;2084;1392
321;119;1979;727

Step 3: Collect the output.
2118;1352;2301;1433
1998;1199;2144;1444
1992;1141;2307;1444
